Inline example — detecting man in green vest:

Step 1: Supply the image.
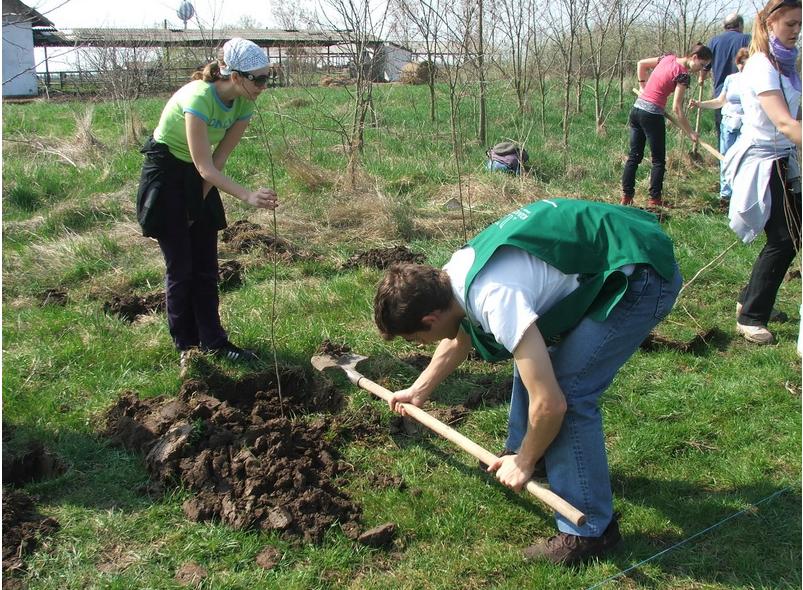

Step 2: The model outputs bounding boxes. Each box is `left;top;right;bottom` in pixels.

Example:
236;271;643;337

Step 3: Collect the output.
374;198;682;565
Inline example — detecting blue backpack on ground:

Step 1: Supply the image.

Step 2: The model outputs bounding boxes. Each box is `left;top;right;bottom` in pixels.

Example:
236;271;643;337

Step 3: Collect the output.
486;141;529;175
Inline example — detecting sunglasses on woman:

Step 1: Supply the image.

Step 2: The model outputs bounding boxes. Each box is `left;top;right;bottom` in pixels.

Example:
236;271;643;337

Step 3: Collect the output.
233;70;270;87
768;0;802;16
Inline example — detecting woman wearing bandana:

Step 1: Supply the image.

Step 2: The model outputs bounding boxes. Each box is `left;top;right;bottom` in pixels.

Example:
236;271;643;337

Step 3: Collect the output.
723;0;802;345
136;38;278;371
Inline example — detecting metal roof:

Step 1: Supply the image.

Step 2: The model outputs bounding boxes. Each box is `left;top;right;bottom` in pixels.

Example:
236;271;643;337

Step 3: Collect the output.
2;0;55;27
36;27;390;48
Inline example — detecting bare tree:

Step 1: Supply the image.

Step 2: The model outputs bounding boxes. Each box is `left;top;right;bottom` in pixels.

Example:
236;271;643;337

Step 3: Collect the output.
318;0;390;186
546;0;588;147
583;0;650;133
396;0;445;123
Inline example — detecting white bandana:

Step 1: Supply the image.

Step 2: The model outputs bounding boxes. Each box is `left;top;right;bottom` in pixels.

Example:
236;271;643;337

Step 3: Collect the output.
220;37;269;75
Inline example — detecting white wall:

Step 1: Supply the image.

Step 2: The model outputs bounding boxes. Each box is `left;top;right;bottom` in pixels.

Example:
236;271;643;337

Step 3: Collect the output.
3;20;38;97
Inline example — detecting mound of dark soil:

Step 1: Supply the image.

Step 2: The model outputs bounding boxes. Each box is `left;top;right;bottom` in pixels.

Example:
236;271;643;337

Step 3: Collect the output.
2;489;60;574
342;246;425;270
316;339;352;357
221;220;313;261
103;292;165;323
103;370;365;543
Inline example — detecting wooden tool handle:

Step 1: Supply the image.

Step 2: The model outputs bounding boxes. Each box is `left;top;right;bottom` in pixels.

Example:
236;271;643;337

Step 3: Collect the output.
692;83;704;154
343;367;587;526
632;88;723;161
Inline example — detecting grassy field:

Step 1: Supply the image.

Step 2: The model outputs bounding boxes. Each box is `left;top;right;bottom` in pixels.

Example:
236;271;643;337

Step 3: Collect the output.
2;80;801;589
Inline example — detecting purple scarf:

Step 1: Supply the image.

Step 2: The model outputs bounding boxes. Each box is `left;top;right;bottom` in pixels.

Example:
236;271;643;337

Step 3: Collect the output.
770;35;801;92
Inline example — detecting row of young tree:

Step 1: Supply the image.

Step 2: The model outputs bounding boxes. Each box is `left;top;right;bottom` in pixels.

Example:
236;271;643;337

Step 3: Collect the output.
387;0;730;145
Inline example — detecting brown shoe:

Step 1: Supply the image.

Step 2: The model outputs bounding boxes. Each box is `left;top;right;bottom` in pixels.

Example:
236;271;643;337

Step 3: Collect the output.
620;194;634;206
522;517;621;565
647;197;664;208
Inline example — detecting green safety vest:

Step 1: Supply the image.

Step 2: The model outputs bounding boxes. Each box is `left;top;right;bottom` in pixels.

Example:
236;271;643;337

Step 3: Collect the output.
459;199;676;361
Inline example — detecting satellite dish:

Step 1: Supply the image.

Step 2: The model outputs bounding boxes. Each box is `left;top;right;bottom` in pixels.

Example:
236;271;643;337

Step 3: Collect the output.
177;1;195;29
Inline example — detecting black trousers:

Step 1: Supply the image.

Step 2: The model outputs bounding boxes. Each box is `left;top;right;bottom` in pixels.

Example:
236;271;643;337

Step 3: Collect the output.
738;159;802;326
622;107;666;200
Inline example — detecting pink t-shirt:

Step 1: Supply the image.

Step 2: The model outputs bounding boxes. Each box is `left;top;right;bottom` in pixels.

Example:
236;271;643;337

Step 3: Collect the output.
640;54;691;110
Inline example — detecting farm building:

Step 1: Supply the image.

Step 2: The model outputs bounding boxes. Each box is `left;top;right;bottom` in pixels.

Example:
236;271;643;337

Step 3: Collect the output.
35;27;415;93
2;0;62;97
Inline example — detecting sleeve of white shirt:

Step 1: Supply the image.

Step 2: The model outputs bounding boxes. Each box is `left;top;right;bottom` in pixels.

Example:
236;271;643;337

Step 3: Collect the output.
745;54;781;95
476;285;539;354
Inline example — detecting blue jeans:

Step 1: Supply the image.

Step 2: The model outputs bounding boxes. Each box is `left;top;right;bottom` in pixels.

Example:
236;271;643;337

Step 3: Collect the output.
719;124;741;200
505;264;682;537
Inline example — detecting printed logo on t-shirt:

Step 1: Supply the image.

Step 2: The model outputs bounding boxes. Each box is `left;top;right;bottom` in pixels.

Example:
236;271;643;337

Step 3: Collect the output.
208;117;236;129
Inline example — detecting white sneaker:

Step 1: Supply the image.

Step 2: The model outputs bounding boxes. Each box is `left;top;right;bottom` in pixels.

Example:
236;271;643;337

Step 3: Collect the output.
736;322;775;344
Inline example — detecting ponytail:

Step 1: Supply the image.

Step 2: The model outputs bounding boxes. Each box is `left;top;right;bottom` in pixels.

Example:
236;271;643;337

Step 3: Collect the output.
189;47;228;82
191;61;223;82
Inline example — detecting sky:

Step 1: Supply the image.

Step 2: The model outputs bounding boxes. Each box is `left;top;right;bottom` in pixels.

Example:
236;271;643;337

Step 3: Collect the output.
33;0;279;30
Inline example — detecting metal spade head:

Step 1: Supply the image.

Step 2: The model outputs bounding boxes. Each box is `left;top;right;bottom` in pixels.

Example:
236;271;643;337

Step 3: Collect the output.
310;352;368;373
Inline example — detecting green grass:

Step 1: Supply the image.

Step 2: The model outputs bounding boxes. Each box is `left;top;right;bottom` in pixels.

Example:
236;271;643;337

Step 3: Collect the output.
2;81;800;589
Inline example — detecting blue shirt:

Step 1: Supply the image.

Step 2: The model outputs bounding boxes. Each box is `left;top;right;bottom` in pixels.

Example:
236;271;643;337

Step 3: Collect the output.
707;30;750;95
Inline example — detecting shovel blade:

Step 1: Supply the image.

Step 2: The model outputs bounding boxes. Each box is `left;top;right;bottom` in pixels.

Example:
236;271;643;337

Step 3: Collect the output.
310;352;368;373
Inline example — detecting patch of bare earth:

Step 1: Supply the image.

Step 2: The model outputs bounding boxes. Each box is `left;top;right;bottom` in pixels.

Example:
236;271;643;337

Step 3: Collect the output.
102;368;399;545
342;246;425;271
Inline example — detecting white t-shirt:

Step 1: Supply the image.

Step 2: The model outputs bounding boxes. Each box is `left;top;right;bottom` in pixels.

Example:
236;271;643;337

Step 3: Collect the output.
739;52;802;148
443;246;580;354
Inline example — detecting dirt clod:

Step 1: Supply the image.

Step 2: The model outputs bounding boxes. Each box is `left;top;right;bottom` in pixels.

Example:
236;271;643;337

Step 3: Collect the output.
221;220;311;260
255;546;282;570
218;259;243;290
342;246;425;270
357;522;397;548
175;562;207;587
2;489;60;574
316;339;352;357
39;288;68;306
103;292;165;323
103;370;361;544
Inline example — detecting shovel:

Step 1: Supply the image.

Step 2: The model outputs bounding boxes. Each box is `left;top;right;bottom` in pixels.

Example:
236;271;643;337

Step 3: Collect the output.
311;351;586;526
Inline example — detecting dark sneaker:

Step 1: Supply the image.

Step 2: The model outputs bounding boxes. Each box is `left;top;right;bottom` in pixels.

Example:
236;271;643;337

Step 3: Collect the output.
620;194;634;206
208;342;259;363
522;516;621;565
479;450;547;480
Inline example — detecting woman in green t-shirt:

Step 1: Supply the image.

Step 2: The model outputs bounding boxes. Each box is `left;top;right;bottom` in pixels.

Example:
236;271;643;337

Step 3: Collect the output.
136;38;277;373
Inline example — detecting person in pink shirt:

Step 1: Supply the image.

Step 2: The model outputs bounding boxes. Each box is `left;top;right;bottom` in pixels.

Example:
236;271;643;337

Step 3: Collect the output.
621;44;712;208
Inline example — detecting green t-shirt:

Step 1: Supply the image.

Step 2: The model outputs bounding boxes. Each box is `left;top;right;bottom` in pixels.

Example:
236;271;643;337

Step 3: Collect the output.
152;80;255;163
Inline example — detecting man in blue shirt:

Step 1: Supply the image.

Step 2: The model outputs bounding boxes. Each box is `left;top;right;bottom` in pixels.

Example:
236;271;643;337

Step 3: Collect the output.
704;13;750;140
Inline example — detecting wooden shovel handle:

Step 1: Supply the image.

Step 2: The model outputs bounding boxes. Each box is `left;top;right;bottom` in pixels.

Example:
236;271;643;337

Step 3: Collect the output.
632;88;723;161
341;366;587;526
692;83;704;154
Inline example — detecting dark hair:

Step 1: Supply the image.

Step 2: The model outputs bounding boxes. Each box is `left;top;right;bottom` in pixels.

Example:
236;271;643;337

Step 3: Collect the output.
686;42;713;61
374;263;454;339
734;47;750;66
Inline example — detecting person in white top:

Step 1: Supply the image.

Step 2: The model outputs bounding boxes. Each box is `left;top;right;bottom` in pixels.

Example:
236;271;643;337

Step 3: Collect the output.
722;0;801;345
689;47;749;206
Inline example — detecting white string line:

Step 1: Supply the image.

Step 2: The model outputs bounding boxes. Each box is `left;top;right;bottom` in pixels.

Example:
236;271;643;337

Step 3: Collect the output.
585;487;792;590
